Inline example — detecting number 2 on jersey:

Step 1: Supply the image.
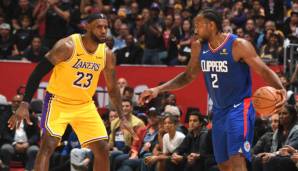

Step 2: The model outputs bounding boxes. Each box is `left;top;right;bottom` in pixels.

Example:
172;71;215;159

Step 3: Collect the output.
73;72;93;88
211;74;219;88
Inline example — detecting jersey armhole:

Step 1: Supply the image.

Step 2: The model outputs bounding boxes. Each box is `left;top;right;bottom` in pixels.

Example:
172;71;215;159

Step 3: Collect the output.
102;45;107;70
64;35;77;63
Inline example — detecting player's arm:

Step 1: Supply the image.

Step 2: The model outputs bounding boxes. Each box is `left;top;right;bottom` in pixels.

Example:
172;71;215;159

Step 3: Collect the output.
8;37;73;129
103;49;137;138
139;40;201;104
233;38;286;111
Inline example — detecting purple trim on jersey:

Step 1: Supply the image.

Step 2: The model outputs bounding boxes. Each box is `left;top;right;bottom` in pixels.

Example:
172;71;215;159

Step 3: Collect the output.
41;92;53;135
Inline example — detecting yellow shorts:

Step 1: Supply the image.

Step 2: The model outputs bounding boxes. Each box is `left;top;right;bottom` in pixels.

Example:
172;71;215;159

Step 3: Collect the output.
41;92;108;147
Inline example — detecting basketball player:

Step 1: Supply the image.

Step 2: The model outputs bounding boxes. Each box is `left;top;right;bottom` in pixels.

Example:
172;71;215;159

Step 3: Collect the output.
8;13;136;171
140;9;286;171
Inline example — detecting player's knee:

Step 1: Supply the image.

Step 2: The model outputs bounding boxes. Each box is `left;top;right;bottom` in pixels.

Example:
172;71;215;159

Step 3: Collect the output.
89;140;109;157
229;154;246;168
218;161;232;171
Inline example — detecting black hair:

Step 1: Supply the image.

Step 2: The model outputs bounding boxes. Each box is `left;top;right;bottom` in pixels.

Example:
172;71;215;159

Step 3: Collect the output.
123;86;134;94
189;111;207;126
199;9;223;32
85;13;107;23
121;98;133;106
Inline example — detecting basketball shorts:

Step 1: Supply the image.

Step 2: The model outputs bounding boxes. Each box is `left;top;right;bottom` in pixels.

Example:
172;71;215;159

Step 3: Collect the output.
41;92;108;147
212;98;255;164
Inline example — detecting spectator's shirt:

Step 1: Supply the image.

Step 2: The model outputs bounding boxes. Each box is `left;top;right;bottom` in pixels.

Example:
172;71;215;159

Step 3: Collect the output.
114;128;125;150
23;46;49;63
45;3;71;39
142;18;165;50
0;35;15;59
115;44;143;65
14;28;35;52
163;131;185;154
14;120;28;143
174;128;208;156
271;124;298;152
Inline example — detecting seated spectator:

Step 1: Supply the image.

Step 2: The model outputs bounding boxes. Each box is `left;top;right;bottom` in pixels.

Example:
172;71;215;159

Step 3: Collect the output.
115;34;143;65
169;111;208;171
23;36;48;63
144;114;185;171
14;15;37;57
0;94;40;171
279;74;296;105
0;23;16;60
252;105;298;171
116;107;160;171
109;99;145;171
252;114;279;155
284;10;298;39
259;31;283;65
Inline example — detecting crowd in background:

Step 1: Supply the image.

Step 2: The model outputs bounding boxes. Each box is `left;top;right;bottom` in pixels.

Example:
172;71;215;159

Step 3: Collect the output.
0;0;297;65
1;0;298;171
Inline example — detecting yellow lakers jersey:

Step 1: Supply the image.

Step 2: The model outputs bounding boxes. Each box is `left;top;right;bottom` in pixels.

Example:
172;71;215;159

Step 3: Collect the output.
47;34;106;104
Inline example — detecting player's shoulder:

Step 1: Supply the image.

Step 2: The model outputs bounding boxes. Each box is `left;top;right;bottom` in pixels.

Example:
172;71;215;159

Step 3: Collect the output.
232;37;250;49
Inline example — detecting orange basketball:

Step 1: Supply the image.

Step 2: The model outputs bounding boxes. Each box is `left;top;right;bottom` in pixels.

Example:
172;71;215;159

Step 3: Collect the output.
252;86;280;117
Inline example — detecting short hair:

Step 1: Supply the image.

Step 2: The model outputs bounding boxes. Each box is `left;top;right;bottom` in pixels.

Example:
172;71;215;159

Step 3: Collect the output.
121;98;133;106
85;13;107;23
189;111;207;126
199;9;222;32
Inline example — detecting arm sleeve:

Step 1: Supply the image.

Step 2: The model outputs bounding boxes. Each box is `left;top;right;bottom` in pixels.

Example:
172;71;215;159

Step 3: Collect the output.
23;58;54;102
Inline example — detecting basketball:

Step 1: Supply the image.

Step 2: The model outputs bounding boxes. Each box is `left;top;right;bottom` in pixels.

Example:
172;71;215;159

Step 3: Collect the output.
252;86;281;117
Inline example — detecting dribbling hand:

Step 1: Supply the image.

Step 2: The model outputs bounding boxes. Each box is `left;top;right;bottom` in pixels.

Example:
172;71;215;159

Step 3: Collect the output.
8;102;32;130
139;88;159;106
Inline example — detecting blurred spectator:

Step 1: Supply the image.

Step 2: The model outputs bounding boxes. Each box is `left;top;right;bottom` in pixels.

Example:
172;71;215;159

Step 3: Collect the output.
14;16;37;57
284;10;298;39
144;114;185;171
0;23;16;59
132;14;144;44
162;15;173;54
167;14;183;65
245;19;258;45
122;86;138;108
252;105;298;171
255;14;266;34
252;114;279;155
40;0;71;49
23;36;49;62
259;31;283;65
263;0;284;27
230;1;247;27
141;3;165;64
279;74;296;105
115;34;143;65
0;94;40;171
117;77;128;96
251;0;265;18
235;27;245;38
114;23;129;51
169;111;208;171
116;108;159;171
109;99;145;171
0;0;16;21
106;36;115;50
12;0;34;31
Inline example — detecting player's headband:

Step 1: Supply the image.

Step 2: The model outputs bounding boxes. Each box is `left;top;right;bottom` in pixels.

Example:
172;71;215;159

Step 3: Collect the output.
86;13;107;23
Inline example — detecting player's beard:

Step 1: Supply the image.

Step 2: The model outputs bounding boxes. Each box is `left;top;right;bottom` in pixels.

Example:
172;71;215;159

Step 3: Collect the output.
91;33;106;44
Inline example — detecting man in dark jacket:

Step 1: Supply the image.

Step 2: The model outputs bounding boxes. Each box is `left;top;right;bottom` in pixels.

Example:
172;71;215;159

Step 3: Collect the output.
0;94;40;171
169;111;208;171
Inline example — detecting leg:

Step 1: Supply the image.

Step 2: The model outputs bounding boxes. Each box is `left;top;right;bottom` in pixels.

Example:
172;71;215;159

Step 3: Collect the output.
25;145;39;171
218;160;232;171
229;154;248;171
87;140;110;171
34;132;60;171
0;144;14;169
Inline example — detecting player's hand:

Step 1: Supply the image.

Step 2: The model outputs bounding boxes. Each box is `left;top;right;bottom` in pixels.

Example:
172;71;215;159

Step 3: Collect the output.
139;88;159;106
8;102;32;130
120;117;139;141
274;89;286;113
